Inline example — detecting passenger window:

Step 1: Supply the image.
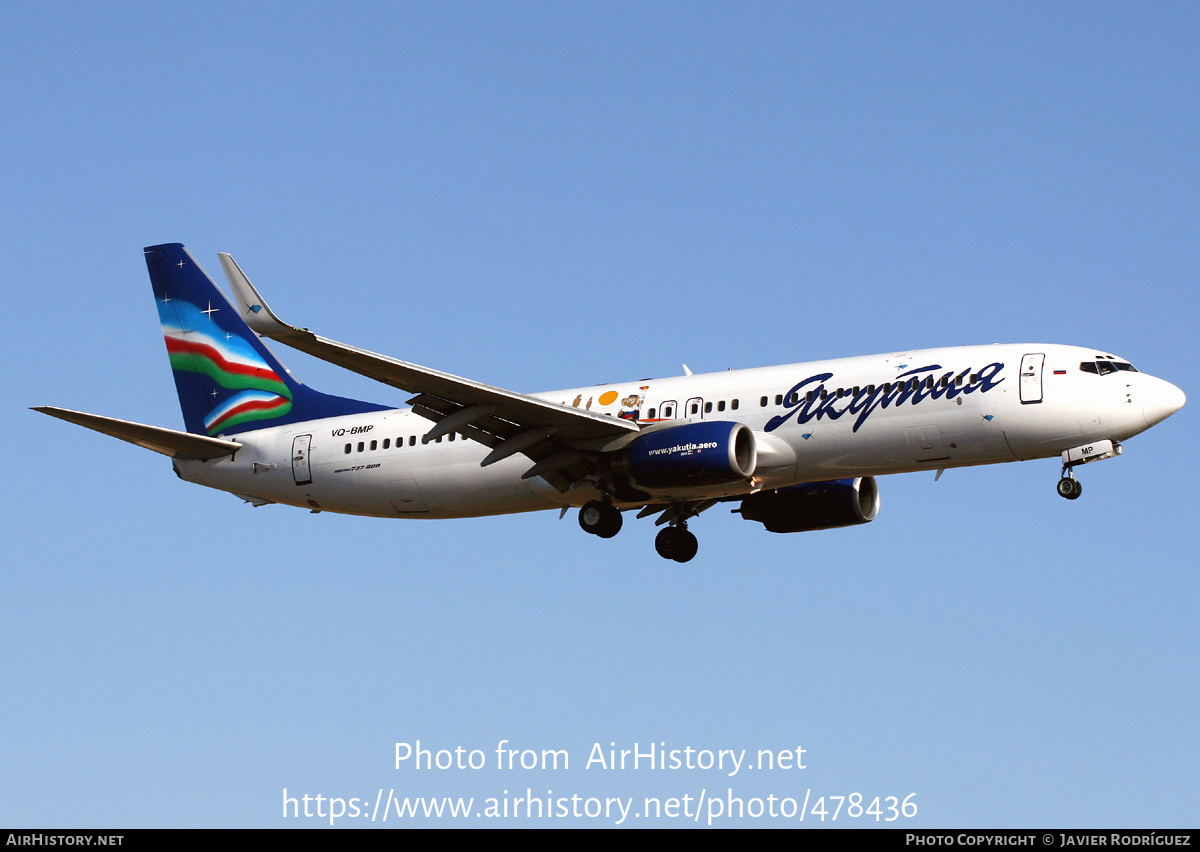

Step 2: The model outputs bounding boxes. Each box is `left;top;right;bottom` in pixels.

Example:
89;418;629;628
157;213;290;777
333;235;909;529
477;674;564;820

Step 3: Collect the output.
344;443;351;454
775;394;783;405
647;407;656;419
409;435;416;446
760;396;768;407
357;442;364;452
449;432;455;441
664;405;674;418
704;402;713;413
731;399;739;410
690;403;699;415
370;440;377;451
383;438;390;449
717;400;725;412
806;391;815;403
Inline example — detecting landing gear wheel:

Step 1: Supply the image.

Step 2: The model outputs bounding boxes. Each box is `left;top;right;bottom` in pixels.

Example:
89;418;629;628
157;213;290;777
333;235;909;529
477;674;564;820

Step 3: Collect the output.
674;529;698;563
579;501;622;538
1056;477;1082;500
655;527;699;563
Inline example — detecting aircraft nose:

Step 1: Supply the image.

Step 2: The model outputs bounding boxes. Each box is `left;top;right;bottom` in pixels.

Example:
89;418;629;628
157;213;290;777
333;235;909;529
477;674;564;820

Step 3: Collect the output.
1142;378;1186;429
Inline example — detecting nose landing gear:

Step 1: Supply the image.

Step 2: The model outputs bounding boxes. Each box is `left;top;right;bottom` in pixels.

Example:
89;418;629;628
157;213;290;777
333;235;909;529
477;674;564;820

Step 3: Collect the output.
1055;439;1122;500
1056;469;1083;500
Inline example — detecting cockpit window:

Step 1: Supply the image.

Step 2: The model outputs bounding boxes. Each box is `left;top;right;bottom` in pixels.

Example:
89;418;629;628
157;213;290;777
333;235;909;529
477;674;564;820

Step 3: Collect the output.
1081;360;1138;375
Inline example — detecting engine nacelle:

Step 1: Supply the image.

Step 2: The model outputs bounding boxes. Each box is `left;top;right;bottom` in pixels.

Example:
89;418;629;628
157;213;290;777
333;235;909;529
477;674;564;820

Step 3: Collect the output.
736;476;880;533
616;421;757;489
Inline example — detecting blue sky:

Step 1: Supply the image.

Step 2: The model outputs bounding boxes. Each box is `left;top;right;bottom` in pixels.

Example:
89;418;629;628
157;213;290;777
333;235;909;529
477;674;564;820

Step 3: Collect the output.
3;1;1197;827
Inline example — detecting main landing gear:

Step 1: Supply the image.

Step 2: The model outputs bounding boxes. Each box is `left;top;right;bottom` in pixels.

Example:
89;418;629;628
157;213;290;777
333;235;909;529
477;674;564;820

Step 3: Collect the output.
577;499;700;562
578;500;622;538
655;525;698;563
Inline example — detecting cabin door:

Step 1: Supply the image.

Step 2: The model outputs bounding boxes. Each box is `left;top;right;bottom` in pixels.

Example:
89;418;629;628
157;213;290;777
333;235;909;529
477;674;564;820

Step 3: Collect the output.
1019;353;1045;404
291;434;313;485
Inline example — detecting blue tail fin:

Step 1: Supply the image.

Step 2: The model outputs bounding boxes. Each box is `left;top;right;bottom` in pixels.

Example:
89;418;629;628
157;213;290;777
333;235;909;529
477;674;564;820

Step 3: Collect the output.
144;243;389;436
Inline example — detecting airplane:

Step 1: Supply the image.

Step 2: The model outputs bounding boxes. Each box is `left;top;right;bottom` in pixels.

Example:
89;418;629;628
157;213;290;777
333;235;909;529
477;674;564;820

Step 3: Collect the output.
35;243;1186;562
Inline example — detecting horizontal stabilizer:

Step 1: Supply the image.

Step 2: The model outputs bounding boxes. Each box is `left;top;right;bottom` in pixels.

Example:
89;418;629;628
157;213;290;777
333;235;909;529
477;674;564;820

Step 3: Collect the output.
32;406;243;459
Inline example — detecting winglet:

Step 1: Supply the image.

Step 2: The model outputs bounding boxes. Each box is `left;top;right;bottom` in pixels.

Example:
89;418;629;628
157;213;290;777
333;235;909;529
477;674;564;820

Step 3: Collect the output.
215;250;639;450
218;252;302;338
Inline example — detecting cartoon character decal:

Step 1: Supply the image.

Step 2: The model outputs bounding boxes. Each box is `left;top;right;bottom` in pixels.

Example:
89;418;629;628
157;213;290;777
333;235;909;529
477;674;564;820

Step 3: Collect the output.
618;386;650;422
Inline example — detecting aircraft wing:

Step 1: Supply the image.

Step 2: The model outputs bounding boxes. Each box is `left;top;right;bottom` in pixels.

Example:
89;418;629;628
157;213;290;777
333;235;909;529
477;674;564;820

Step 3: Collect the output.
219;254;640;491
33;406;243;459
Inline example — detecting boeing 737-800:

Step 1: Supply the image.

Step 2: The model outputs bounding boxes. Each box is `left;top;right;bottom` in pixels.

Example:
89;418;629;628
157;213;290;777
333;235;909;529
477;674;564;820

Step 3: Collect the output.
35;243;1186;562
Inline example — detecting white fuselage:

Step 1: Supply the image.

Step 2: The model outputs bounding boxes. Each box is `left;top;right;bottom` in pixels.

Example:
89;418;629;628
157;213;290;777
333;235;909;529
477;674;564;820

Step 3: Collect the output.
174;343;1182;519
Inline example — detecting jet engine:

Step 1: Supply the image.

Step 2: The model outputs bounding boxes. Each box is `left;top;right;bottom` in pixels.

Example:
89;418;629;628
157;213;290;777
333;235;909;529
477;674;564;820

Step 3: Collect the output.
614;421;757;489
736;477;880;533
